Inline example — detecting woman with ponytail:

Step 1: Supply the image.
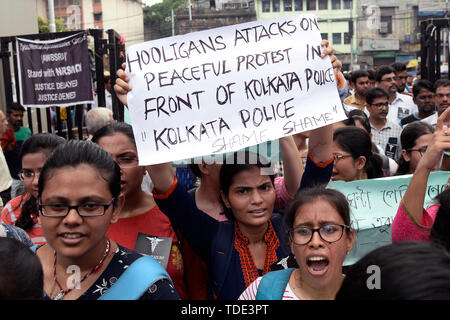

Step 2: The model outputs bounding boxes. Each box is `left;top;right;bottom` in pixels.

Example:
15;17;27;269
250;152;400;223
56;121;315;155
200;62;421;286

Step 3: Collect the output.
1;133;65;245
331;126;384;182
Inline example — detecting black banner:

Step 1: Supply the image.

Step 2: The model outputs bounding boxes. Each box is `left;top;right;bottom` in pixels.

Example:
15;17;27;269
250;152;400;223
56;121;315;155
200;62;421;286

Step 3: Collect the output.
16;32;93;107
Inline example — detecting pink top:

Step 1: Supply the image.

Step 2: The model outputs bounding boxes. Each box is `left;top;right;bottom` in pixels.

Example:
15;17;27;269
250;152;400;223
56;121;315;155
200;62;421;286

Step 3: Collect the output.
274;177;292;209
391;202;439;243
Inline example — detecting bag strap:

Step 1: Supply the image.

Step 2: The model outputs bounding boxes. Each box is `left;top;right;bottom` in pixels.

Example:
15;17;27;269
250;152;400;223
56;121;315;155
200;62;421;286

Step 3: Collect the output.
99;255;172;300
255;268;295;300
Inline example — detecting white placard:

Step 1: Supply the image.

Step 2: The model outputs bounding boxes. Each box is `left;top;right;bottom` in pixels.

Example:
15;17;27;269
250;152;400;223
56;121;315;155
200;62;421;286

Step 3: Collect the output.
126;14;346;165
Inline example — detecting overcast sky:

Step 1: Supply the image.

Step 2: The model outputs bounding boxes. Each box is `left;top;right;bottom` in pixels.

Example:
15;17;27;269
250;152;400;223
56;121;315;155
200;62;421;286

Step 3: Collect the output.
142;0;163;6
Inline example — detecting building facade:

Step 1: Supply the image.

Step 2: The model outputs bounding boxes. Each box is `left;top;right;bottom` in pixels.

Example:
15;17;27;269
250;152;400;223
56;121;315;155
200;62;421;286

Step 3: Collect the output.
357;0;423;69
37;0;145;47
254;0;358;71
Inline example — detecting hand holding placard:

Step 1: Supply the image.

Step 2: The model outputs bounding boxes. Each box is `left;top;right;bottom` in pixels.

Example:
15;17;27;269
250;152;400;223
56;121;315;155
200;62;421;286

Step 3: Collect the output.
121;14;347;165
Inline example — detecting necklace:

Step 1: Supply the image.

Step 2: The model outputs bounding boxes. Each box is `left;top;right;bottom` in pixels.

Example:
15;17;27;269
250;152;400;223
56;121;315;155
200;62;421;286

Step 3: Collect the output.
51;239;111;300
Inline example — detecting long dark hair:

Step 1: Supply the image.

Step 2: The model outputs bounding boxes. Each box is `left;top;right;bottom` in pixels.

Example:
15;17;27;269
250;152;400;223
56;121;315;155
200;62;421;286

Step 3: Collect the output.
333;126;384;179
336;241;450;300
14;134;65;231
38;140;121;204
396;122;434;175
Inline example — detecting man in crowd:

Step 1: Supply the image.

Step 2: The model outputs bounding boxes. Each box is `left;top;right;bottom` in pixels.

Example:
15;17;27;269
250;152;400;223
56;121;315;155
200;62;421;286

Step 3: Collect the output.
400;80;435;127
376;65;418;125
422;79;450;127
391;62;412;96
85;107;114;141
365;87;402;160
0;103;31;199
367;69;377;88
343;70;370;111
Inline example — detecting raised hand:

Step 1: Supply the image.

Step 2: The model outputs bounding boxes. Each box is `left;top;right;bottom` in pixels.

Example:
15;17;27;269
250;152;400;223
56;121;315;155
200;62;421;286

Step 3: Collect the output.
113;63;132;106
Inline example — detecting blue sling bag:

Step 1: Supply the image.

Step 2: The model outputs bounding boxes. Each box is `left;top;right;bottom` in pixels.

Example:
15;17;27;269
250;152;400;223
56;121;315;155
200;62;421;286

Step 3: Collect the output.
30;245;172;300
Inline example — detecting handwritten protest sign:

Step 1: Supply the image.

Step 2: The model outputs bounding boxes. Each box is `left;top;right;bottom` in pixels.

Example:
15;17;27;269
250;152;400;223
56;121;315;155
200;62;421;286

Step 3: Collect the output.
126;14;346;165
16;32;93;108
327;171;450;266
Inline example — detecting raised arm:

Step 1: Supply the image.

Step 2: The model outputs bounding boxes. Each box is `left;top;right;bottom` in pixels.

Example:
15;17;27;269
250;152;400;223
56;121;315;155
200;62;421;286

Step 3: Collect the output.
279;135;303;196
307;123;333;164
113;64;175;193
401;107;450;225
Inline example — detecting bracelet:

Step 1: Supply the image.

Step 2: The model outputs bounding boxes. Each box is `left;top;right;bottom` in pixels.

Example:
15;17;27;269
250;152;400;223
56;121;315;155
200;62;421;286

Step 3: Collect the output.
400;198;431;231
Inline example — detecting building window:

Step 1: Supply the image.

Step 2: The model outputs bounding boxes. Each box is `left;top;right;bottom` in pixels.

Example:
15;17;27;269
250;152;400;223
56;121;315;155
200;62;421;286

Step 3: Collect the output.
380;7;394;34
273;0;280;12
262;0;271;12
94;12;102;21
321;33;328;40
294;0;302;11
284;0;293;11
332;32;341;44
332;0;340;9
343;0;351;9
344;32;351;44
319;0;327;10
307;0;316;10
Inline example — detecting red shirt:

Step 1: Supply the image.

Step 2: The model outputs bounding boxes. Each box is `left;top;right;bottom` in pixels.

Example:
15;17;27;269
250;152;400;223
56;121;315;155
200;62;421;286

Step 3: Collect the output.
1;194;46;245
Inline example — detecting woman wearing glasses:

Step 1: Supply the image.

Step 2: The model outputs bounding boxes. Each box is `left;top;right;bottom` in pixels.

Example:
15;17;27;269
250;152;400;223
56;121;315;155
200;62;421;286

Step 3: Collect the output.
1;133;65;245
92;122;190;300
331;126;384;182
239;187;354;300
395;121;433;176
35;140;179;300
392;108;450;244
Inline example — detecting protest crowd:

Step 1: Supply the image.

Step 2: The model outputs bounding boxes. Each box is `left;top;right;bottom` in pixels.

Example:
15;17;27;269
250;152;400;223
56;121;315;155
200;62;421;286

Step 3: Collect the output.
1;27;450;302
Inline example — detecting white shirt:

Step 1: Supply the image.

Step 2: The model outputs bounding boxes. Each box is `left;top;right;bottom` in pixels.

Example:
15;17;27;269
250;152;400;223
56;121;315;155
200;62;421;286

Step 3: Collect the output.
421;112;438;128
371;120;403;160
238;276;300;300
387;92;418;125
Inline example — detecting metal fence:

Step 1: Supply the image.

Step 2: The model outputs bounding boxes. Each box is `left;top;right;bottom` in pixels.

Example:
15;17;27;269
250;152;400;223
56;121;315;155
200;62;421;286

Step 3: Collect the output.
420;18;450;83
0;28;125;140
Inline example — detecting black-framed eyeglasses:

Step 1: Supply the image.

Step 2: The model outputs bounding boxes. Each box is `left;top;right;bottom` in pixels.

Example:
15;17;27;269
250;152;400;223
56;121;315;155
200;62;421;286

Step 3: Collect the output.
18;169;40;181
407;147;427;157
369;102;389;108
115;156;139;168
333;154;353;162
38;198;115;217
289;223;350;245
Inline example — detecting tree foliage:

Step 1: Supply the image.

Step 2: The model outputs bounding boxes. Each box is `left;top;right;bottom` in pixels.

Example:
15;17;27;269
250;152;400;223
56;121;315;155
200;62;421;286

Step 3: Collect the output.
144;0;186;39
38;16;68;33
